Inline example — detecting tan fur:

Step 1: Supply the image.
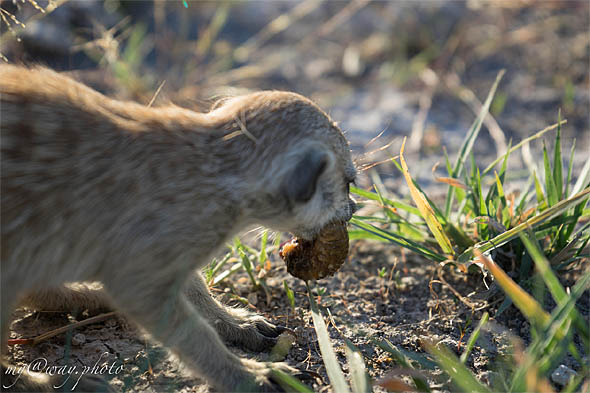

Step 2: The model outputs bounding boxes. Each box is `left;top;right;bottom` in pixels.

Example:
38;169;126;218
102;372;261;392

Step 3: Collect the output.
1;65;356;392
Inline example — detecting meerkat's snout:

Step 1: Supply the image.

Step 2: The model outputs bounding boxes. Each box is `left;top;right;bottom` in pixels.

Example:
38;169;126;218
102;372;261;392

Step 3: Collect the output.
346;197;358;220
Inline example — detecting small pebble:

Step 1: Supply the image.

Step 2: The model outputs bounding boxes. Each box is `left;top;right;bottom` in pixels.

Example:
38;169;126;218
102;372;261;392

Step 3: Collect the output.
551;364;576;387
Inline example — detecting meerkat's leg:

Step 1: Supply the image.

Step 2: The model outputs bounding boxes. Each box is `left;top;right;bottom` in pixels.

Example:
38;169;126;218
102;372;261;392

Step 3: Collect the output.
21;274;286;352
110;274;294;392
185;272;287;352
20;282;112;316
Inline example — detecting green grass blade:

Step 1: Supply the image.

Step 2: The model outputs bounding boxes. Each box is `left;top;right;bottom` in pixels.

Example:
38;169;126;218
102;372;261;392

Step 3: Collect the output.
519;231;590;341
122;23;148;69
239;242;260;256
457;188;590;262
516;175;535;214
509;332;567;393
444;146;453;176
545;275;588;340
237;245;258;287
445;222;474;250
400;139;453;254
543;141;559;207
373;185;404;225
348;229;391;241
283;280;296;311
344;340;372;393
495;296;513;319
259;229;269;268
485;140;511;205
350;218;447;262
476;167;488;239
273;232;282;249
562;190;590;245
534;272;590;374
533;170;546;206
499;138;511;174
375;338;437;370
494;172;507;210
195;3;230;58
350;186;421;216
374;338;433;391
307;283;351;393
424;341;493;393
553;113;563;200
565;138;576;197
482;120;566;176
566;272;590;347
570;155;590;197
573;224;590;258
349;224;425;244
207;252;232;283
212;262;243;286
445;69;505;217
476;250;550;327
460;312;489;364
519;230;567;301
271;369;315;393
388;159;449;224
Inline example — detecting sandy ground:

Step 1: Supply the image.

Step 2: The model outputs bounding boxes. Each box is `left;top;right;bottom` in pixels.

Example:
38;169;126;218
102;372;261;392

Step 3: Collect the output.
6;238;589;392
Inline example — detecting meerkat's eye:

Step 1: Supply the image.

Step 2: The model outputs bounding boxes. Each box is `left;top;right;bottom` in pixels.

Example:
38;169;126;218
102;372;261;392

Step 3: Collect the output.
282;148;328;206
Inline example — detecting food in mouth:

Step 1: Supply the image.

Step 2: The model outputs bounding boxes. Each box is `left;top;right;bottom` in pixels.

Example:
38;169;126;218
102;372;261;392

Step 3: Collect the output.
279;221;349;281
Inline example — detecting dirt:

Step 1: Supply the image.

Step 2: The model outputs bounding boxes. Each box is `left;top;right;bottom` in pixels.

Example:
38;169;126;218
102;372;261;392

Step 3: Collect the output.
7;237;588;392
2;1;589;392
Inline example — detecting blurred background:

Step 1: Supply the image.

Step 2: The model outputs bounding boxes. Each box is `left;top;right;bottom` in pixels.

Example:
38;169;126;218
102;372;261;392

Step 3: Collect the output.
1;0;589;193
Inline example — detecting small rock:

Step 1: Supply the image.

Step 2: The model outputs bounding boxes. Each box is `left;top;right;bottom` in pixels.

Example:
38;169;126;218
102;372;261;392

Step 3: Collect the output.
551;365;576;387
400;276;417;286
478;371;501;385
71;333;86;347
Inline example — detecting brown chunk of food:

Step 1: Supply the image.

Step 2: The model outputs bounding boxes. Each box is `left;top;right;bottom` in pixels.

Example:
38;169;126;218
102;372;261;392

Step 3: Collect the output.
279;221;349;281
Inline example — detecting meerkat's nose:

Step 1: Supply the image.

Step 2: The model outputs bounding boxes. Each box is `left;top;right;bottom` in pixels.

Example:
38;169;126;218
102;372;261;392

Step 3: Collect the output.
346;197;358;220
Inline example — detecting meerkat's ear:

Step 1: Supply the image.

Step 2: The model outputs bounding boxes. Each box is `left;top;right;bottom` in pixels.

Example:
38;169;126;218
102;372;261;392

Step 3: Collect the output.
282;148;328;206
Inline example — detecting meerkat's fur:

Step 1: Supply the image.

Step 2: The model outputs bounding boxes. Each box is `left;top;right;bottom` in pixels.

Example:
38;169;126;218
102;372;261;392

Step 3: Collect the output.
1;65;357;392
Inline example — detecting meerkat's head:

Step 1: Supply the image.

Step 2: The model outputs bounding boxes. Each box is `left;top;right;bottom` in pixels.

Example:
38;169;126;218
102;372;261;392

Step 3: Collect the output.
210;91;357;240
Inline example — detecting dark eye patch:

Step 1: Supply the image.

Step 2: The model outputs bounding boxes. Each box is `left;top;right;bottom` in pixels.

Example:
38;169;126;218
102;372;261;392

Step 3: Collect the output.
282;148;328;206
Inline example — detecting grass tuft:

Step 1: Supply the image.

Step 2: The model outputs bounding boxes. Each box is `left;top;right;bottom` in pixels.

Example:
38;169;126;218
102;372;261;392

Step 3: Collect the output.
349;73;589;392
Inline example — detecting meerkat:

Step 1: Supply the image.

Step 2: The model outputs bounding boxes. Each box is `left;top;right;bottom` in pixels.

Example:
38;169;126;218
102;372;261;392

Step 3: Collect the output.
0;65;357;392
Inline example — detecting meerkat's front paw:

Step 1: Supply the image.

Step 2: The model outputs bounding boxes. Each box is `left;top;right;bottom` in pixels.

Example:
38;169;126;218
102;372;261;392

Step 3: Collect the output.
214;308;291;352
